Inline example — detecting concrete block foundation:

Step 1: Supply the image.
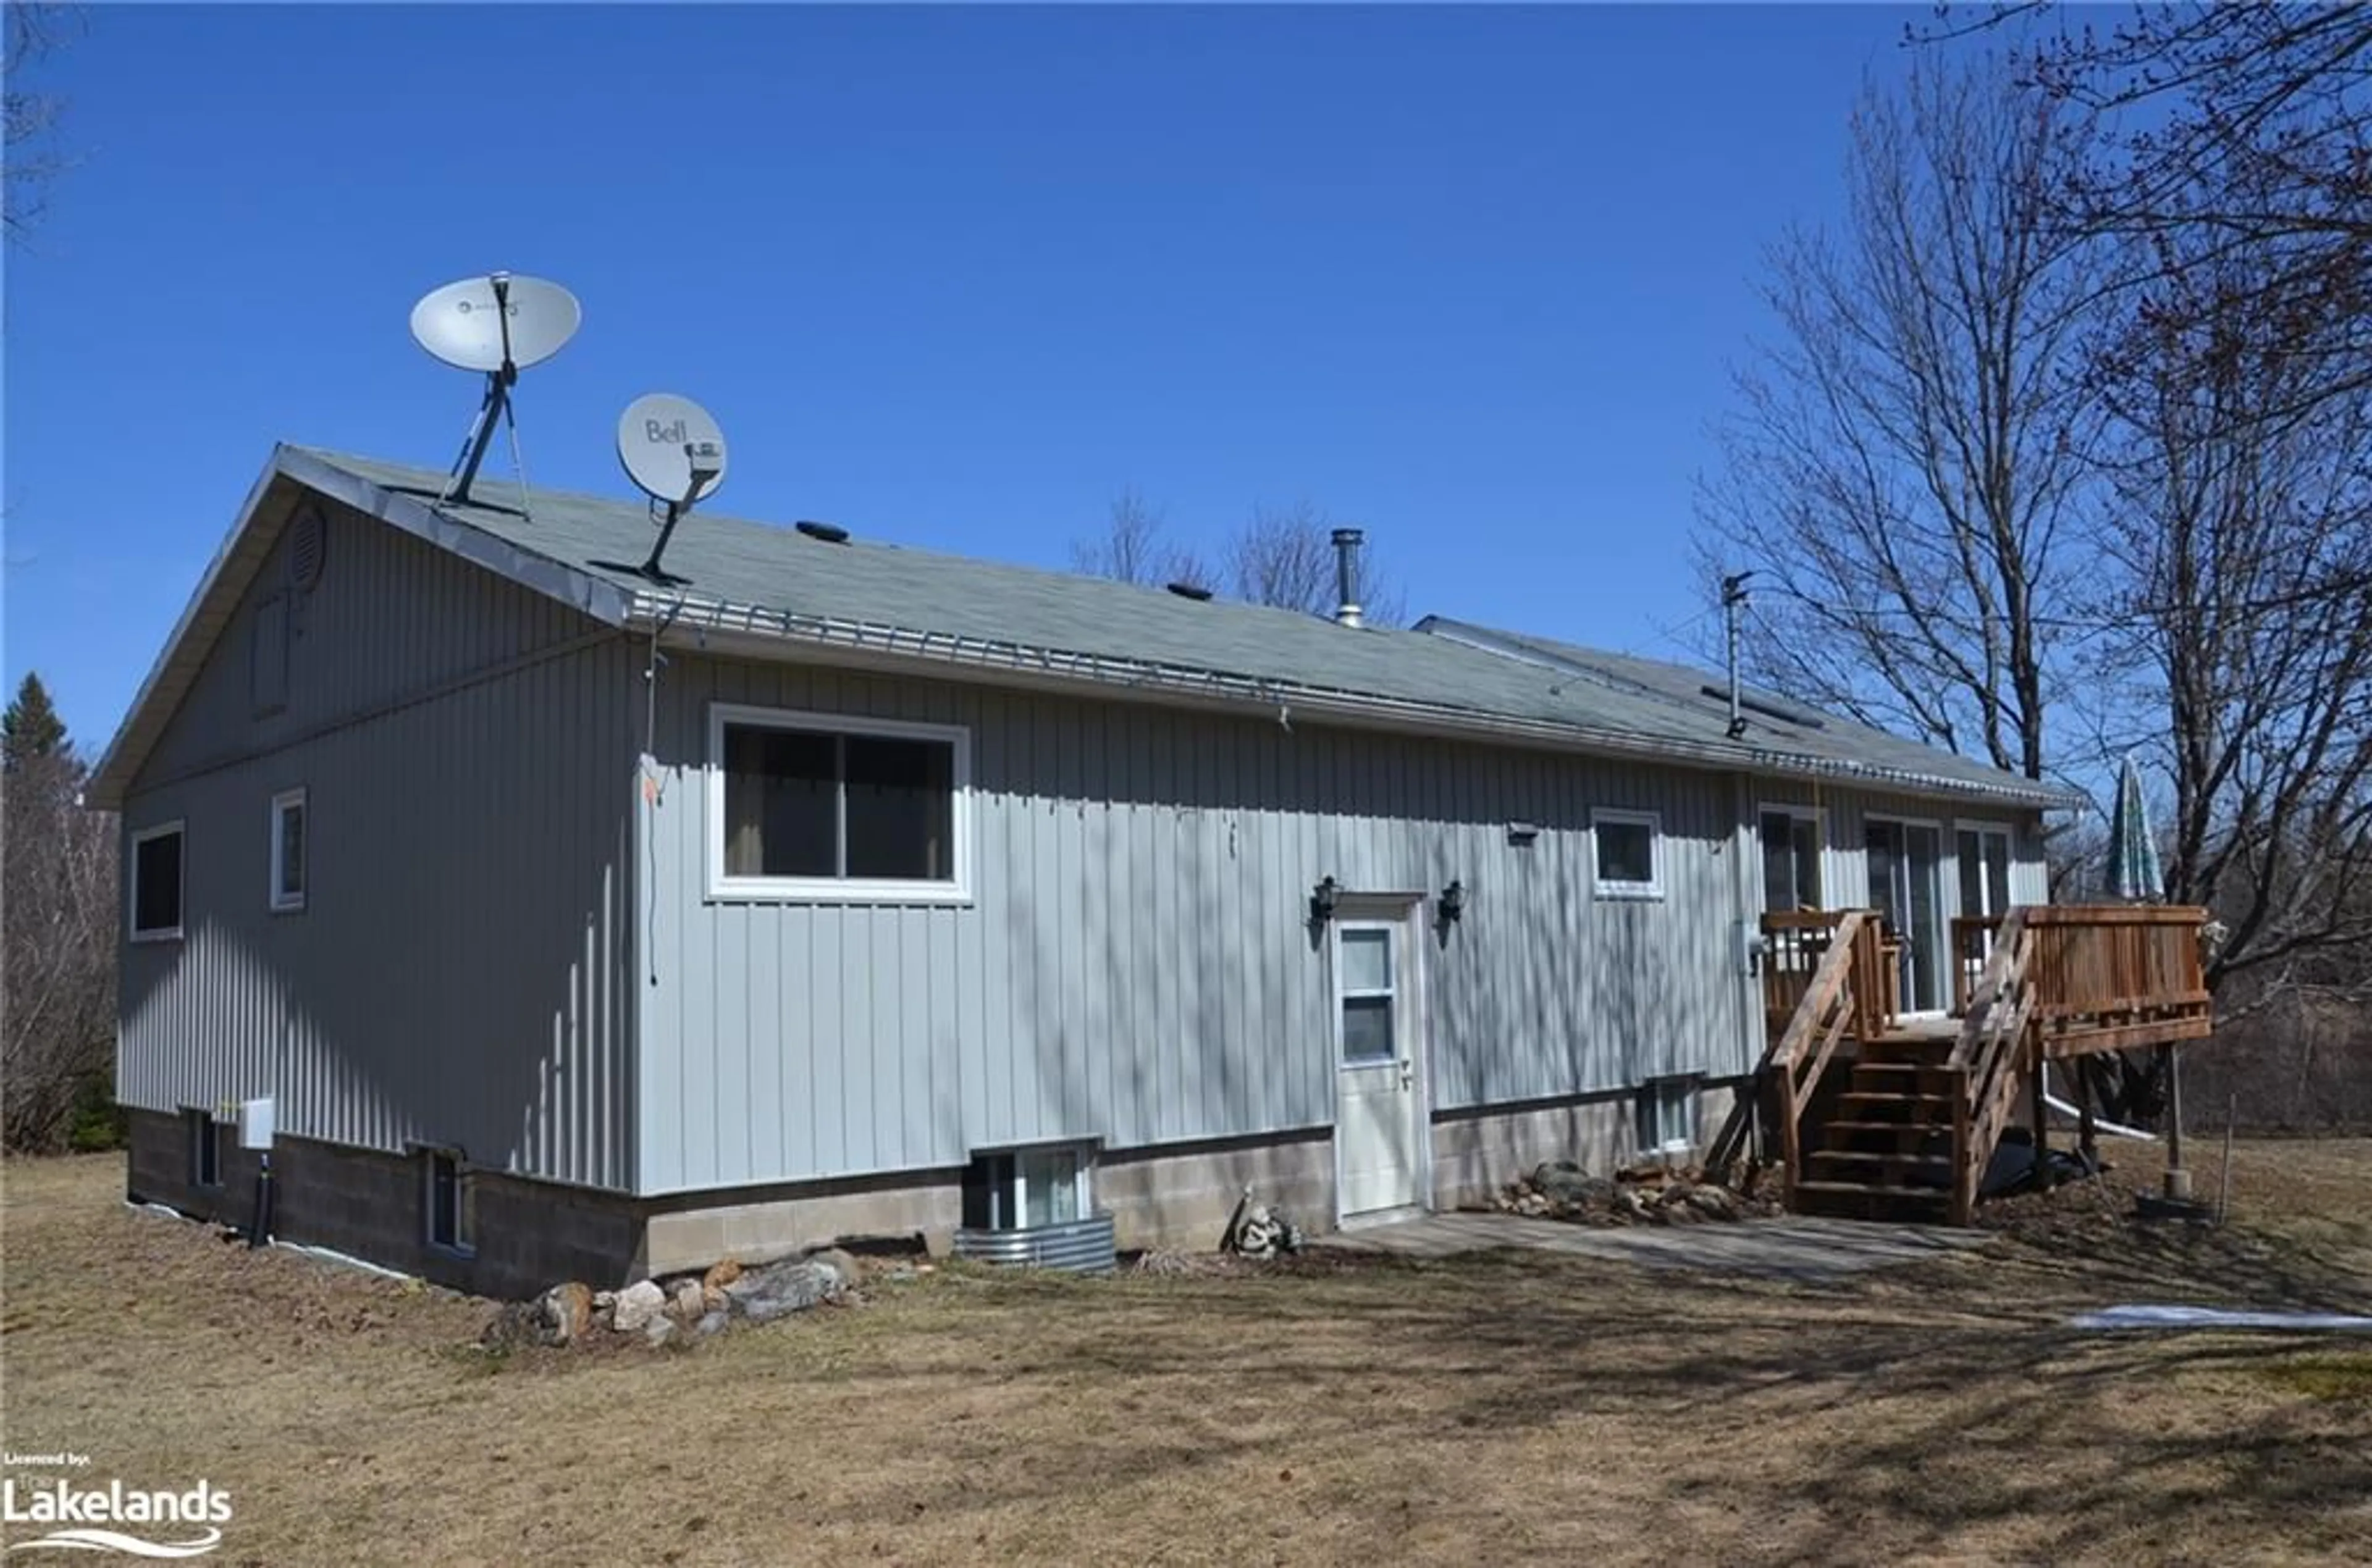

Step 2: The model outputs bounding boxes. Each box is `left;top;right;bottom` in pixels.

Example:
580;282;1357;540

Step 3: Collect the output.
128;1080;1740;1298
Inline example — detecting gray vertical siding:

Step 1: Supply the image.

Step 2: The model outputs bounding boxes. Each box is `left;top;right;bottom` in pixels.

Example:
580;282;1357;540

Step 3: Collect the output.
117;504;638;1189
1750;781;2050;915
636;653;1754;1195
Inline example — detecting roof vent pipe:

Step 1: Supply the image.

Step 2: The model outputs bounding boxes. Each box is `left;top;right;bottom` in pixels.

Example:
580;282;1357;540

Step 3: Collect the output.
1331;527;1365;627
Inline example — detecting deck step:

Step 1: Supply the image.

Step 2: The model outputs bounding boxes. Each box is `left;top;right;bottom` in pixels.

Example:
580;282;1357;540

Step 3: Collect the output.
1837;1092;1956;1112
1807;1148;1953;1173
1790;1179;1954;1218
1823;1118;1954;1137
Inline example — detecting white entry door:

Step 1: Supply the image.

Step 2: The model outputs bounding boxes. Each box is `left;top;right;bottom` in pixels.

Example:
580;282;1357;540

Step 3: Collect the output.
1334;914;1426;1221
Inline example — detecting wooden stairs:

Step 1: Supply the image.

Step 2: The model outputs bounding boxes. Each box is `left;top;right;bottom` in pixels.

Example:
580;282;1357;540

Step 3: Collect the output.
1704;901;2215;1226
1793;1033;1959;1220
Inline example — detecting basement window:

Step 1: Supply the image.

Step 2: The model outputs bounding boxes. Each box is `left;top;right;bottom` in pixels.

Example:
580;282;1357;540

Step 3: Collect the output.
269;788;307;913
130;822;186;941
424;1149;474;1255
962;1144;1093;1231
1591;808;1663;900
186;1109;222;1189
1638;1079;1697;1157
707;703;971;904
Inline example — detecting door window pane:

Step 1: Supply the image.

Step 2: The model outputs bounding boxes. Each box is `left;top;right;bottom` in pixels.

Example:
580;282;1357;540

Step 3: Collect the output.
1341;996;1395;1063
1340;928;1391;993
1762;811;1822;910
1985;832;2012;915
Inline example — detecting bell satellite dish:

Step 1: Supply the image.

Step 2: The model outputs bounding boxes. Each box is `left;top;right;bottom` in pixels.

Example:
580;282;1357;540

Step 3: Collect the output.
598;392;730;585
408;271;581;509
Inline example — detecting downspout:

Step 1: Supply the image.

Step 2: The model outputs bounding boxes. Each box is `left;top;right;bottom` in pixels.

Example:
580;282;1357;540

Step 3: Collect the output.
1731;773;1762;1080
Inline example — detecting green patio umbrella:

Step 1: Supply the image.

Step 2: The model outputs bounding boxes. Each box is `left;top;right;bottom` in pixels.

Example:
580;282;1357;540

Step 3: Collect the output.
2103;754;2196;1199
2104;753;2163;902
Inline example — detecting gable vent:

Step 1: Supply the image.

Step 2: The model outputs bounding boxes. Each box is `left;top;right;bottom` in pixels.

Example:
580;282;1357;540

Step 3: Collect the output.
288;505;328;592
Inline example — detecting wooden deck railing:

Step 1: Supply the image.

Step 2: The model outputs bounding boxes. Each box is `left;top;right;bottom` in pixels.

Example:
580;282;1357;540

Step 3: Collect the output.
1949;913;2004;1017
1764;910;1885;1202
2024;905;2213;1055
1761;910;1893;1046
1946;909;2036;1225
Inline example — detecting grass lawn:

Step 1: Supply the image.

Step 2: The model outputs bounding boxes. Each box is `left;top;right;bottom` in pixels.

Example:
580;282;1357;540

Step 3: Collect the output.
4;1139;2370;1566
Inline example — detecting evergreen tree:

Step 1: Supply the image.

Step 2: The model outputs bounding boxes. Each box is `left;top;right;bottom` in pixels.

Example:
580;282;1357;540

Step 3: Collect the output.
2;671;68;772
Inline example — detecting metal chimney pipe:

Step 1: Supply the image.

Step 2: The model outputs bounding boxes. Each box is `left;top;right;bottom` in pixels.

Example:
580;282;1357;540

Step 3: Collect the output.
1331;527;1365;627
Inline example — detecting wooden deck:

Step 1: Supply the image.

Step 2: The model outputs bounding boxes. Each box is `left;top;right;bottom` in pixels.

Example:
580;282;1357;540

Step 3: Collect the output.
1720;903;2216;1226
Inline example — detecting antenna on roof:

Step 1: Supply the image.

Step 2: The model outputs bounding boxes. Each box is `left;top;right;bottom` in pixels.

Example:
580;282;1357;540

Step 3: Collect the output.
410;272;581;511
1720;571;1756;739
599;392;729;586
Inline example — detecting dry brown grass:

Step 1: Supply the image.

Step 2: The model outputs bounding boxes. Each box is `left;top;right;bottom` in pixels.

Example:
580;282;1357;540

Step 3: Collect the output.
4;1140;2370;1566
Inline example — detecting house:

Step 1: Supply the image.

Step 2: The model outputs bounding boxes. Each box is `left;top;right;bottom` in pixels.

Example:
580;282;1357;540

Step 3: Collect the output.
90;445;2087;1296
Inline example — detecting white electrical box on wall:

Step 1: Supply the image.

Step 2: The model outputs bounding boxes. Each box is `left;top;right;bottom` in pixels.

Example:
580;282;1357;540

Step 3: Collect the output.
239;1097;275;1150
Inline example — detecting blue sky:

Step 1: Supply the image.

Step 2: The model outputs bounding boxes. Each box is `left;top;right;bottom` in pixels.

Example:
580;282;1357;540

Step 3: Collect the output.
5;4;1928;750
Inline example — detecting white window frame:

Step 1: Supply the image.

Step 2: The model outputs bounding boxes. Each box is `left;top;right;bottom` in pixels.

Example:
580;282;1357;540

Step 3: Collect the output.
1756;802;1828;912
1590;808;1664;901
705;703;974;905
1953;820;2017;918
269;787;308;913
423;1147;474;1257
129;820;187;942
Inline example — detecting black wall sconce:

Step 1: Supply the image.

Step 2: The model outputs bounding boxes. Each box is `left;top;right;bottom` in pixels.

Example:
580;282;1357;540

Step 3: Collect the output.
1309;875;1341;927
1437;879;1466;928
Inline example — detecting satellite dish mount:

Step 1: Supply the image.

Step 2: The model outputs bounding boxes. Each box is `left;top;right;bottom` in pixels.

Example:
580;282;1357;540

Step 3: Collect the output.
408;271;582;511
447;274;521;505
597;393;731;586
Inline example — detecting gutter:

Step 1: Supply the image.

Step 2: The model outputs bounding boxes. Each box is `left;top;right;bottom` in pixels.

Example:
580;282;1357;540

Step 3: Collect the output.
629;588;2080;810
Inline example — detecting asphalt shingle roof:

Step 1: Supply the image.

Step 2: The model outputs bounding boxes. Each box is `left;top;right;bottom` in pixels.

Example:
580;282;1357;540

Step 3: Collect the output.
296;448;2078;808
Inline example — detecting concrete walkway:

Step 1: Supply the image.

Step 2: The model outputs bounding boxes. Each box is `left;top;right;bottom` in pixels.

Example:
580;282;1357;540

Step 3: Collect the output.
1318;1210;1990;1281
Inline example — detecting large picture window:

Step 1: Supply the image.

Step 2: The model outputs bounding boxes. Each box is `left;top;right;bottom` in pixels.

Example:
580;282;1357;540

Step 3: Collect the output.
706;704;971;903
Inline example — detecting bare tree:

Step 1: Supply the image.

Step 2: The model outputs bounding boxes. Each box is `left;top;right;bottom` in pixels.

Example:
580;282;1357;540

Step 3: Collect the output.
2023;6;2372;429
1695;53;2097;781
1068;488;1209;590
4;5;80;245
1069;494;1407;624
2;673;120;1151
2084;226;2372;1000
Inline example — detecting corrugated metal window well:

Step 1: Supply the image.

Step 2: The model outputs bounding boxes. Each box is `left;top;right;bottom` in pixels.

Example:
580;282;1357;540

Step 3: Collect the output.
954;1144;1116;1273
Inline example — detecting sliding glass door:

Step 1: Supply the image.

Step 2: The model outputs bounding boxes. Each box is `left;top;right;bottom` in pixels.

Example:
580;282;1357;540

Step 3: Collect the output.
1866;818;1946;1013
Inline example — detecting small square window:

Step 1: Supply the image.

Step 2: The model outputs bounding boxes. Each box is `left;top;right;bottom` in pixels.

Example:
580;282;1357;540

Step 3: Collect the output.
270;789;307;912
1592;809;1662;899
131;823;185;941
186;1109;222;1188
425;1149;474;1254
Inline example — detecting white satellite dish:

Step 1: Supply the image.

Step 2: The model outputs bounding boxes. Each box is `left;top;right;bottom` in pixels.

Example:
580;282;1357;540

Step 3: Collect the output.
409;274;581;373
617;393;729;508
602;392;730;584
408;271;581;508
